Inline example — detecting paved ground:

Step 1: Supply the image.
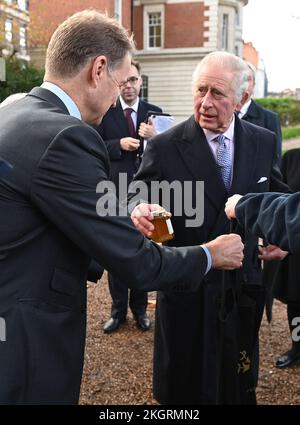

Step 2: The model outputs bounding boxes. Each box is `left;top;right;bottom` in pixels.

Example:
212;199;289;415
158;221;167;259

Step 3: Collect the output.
80;275;300;405
283;137;300;151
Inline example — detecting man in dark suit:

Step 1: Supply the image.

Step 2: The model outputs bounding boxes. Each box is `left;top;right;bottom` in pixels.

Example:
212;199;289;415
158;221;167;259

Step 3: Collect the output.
237;62;284;382
238;62;282;164
0;11;244;404
96;60;162;334
225;192;300;254
130;51;289;404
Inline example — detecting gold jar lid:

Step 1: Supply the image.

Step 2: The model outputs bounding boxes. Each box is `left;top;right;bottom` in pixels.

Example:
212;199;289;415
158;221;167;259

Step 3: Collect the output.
152;207;169;218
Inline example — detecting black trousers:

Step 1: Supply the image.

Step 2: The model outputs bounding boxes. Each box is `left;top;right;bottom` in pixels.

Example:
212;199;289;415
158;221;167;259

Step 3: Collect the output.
108;273;148;320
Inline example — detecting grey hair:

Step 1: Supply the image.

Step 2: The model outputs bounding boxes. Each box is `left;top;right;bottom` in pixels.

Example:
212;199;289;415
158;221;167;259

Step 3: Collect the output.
245;61;256;84
192;51;250;103
45;9;135;79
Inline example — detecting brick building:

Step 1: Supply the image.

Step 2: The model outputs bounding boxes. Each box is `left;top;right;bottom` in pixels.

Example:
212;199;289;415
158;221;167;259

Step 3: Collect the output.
0;0;29;65
243;41;267;98
28;0;135;68
133;0;248;121
28;0;249;122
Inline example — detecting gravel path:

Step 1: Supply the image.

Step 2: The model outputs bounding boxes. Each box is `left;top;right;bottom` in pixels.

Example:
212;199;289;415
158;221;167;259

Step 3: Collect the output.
283;137;300;151
79;136;300;405
79;273;300;405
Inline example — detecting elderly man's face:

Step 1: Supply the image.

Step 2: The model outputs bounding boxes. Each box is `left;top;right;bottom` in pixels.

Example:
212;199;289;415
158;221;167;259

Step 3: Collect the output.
193;63;239;133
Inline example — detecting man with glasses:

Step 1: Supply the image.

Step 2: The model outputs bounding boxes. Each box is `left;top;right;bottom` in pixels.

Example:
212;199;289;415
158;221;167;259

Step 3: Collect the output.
97;59;162;334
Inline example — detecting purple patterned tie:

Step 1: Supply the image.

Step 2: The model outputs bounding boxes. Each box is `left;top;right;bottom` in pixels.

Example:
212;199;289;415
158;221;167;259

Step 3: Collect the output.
214;134;232;191
124;108;136;138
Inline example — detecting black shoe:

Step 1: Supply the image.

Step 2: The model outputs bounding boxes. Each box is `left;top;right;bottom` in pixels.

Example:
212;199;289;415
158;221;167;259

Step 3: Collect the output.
275;349;300;369
103;317;125;334
135;314;151;331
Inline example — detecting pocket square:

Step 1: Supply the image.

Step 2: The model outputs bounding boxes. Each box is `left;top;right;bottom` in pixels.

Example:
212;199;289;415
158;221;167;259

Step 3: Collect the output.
257;177;268;183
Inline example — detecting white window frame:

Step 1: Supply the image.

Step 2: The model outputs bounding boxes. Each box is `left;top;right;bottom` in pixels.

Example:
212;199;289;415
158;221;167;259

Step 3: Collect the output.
17;0;28;11
221;13;229;51
114;0;122;23
19;23;26;49
143;4;164;50
5;18;13;43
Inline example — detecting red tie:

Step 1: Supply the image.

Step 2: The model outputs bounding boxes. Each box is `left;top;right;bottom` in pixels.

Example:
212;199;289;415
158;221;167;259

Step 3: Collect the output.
124;108;136;138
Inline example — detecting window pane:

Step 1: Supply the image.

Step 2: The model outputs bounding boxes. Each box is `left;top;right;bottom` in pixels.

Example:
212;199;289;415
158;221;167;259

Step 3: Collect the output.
18;0;28;11
148;12;162;48
140;75;148;102
20;24;26;49
5;19;13;43
222;14;229;50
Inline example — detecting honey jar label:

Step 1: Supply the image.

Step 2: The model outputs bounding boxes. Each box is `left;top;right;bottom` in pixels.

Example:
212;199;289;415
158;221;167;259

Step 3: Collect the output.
166;219;174;235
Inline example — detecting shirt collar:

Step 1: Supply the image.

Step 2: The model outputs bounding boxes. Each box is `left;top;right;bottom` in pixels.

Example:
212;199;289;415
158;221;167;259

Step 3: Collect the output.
203;115;235;143
41;81;82;120
239;98;252;117
120;96;139;113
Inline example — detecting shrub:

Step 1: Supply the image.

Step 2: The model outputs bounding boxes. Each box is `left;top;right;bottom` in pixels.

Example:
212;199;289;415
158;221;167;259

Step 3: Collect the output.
282;125;300;140
0;57;44;101
255;97;300;127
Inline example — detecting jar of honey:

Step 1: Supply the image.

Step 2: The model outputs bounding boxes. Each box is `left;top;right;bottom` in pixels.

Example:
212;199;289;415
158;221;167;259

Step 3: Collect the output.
151;208;174;243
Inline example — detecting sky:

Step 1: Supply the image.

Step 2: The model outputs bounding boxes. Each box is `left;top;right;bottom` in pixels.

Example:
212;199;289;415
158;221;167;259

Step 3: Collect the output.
243;0;300;92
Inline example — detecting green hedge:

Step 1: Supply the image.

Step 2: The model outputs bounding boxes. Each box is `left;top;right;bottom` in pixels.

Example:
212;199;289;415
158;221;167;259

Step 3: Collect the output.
255;97;300;127
0;58;44;101
282;125;300;140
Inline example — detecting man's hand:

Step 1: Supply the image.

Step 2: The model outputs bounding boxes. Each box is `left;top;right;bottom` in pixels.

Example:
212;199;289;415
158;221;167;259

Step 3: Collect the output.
120;137;140;151
225;194;243;219
258;244;289;261
131;203;171;238
138;117;156;140
204;234;244;270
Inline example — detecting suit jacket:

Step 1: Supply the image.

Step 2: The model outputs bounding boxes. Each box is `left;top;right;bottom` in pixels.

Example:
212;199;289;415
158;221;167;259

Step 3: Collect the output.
0;88;209;404
0;157;12;178
96;98;162;185
267;149;300;303
131;115;288;404
236;191;300;255
242;100;282;163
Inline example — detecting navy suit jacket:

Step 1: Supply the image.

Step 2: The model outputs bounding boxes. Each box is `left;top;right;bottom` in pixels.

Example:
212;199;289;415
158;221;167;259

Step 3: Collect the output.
96;98;162;185
0;88;208;404
0;157;12;177
236;191;300;254
242;100;282;163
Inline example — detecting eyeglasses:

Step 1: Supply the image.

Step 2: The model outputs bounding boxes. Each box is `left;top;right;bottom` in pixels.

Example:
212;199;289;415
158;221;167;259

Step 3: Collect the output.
121;76;140;87
107;66;140;89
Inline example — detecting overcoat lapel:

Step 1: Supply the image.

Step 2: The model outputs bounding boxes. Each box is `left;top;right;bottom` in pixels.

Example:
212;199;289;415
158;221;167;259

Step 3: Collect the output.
174;116;227;212
230;117;258;195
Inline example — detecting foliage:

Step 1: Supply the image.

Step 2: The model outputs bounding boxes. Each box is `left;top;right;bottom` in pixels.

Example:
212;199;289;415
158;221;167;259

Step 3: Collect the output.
255;97;300;127
282;125;300;140
0;57;44;101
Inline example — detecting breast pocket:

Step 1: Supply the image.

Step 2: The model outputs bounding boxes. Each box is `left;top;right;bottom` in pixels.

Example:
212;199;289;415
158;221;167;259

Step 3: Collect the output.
251;177;269;193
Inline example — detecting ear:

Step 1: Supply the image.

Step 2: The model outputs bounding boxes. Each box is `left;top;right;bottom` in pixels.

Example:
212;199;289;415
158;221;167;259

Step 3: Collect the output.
91;55;107;87
236;91;250;112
